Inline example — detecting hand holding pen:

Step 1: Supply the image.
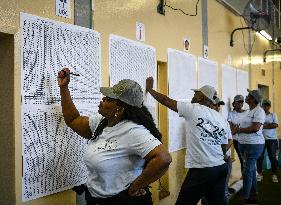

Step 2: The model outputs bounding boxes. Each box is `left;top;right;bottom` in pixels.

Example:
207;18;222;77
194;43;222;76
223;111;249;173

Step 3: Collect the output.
57;68;80;87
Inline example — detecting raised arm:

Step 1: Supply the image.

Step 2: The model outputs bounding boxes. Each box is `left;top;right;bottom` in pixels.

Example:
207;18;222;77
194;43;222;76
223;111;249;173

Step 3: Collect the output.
58;68;92;138
146;77;178;112
128;144;172;196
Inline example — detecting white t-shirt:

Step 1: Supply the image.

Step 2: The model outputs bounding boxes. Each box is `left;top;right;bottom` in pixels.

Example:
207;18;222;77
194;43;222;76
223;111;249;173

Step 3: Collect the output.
84;114;162;198
238;105;265;144
227;110;249;141
177;102;230;168
225;130;233;157
263;112;279;140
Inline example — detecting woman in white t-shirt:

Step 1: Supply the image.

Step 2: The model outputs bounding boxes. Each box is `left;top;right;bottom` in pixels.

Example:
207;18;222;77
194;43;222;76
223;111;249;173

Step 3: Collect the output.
58;68;172;205
257;99;279;183
227;95;248;175
232;89;265;204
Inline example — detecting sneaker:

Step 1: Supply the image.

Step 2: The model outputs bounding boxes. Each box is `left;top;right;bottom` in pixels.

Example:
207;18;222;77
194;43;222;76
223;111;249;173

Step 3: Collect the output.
272;175;279;183
256;173;263;182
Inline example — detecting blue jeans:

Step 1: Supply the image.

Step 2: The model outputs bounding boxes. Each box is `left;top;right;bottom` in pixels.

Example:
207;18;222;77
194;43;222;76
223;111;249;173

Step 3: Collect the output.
239;144;264;199
176;163;228;205
257;139;278;174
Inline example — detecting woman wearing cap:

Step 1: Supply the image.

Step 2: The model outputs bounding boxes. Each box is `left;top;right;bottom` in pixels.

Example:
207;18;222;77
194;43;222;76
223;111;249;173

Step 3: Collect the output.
57;68;172;205
257;99;279;183
227;95;248;176
232;89;265;204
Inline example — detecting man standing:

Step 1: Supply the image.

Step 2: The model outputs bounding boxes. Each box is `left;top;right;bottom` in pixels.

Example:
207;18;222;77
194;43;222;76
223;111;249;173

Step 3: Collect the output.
201;98;233;205
146;77;231;205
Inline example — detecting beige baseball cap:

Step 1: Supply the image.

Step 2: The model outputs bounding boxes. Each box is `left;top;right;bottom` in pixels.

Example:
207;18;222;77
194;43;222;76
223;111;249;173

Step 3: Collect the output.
192;85;218;104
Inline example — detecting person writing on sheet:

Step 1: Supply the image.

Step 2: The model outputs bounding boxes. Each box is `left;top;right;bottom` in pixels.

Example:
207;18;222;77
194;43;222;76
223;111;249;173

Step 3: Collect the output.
58;68;172;205
146;77;231;205
232;89;265;205
257;99;279;183
227;95;248;176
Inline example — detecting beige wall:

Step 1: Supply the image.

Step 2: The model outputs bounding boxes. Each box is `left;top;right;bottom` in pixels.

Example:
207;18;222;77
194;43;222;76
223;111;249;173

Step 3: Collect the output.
1;1;76;205
0;33;15;205
0;0;280;205
273;61;281;138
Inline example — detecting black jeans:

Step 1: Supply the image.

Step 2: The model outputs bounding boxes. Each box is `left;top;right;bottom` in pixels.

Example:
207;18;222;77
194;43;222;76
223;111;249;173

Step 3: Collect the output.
175;163;228;205
233;140;243;173
201;157;232;205
257;139;278;174
85;187;153;205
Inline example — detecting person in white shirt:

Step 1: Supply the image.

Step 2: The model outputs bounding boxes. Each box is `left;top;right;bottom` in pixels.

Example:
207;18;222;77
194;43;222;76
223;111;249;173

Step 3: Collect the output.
227;95;249;175
232;89;265;204
257;99;279;183
213;98;225;112
202;98;233;205
58;68;172;205
146;77;231;205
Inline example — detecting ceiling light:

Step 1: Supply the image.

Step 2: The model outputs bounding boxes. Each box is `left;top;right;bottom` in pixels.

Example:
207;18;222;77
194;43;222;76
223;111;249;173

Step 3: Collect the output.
259;30;272;41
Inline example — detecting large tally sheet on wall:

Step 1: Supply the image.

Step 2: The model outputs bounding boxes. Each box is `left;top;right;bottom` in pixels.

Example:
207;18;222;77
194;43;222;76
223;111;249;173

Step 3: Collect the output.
198;57;218;92
221;65;237;118
237;69;249;110
167;49;197;152
21;13;101;201
109;34;156;116
222;66;249;119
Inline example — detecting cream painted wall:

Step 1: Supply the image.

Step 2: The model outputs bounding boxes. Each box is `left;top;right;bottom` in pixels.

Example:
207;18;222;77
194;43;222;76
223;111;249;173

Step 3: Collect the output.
94;0;203;86
273;61;281;137
0;0;280;205
1;1;76;205
0;33;15;205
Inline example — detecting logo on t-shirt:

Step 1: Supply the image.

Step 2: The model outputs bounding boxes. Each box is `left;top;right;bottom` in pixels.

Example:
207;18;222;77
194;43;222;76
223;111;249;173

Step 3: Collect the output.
196;118;226;145
93;139;118;152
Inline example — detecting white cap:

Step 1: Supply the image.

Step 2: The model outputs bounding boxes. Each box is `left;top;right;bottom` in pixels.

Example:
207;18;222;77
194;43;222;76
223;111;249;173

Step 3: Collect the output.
192;85;218;104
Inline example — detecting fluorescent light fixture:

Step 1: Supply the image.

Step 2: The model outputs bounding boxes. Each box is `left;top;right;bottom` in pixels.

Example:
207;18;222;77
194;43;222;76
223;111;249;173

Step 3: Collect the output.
259;30;272;41
266;55;281;62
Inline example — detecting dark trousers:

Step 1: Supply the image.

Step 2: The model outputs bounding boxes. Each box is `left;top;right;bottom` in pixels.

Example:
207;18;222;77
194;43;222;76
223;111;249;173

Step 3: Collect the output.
233;140;243;173
85;187;152;205
257;139;278;174
175;163;228;205
201;157;232;205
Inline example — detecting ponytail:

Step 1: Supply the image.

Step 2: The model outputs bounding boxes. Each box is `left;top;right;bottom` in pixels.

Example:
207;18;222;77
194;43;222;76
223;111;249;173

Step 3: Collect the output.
120;102;162;142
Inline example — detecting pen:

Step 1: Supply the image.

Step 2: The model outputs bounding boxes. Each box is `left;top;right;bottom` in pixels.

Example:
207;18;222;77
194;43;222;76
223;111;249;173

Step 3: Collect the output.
61;70;80;77
69;72;80;76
